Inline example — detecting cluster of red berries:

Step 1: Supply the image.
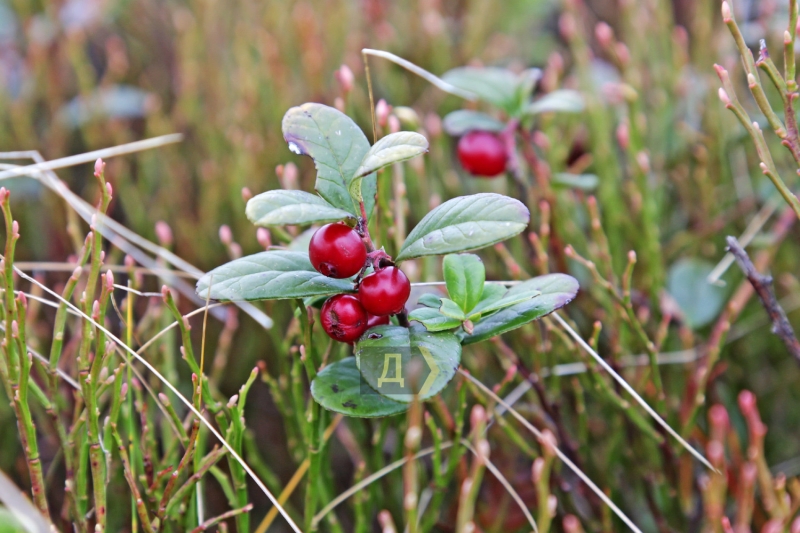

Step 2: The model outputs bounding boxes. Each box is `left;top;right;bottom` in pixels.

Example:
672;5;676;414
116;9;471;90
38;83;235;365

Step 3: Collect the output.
309;223;411;343
457;130;507;177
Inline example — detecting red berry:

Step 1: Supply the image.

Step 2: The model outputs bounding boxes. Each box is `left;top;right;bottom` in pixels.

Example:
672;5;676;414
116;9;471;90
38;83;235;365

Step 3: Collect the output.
457;131;507;177
320;294;368;343
309;223;367;278
367;314;390;329
358;266;411;316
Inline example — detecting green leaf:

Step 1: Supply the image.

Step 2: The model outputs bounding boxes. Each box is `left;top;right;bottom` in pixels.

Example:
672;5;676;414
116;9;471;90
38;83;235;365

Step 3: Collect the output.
355;325;461;402
527;90;585;114
310;357;408;418
467;283;507;319
245;189;355;227
460;273;579;344
282;103;377;217
443;254;485;313
288;227;316;251
417;293;443;308
552;173;599;191
438;298;466;320
350;132;429;201
196;251;354;301
408;307;463;332
442;67;524;111
667;258;727;329
471;280;542;315
442;110;506;136
396;193;530;262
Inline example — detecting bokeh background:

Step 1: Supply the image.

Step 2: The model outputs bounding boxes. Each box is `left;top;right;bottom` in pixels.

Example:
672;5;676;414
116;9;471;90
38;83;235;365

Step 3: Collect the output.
3;0;800;531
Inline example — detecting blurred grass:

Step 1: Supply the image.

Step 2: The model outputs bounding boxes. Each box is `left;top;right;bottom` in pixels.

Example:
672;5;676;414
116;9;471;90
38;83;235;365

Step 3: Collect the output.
2;0;800;530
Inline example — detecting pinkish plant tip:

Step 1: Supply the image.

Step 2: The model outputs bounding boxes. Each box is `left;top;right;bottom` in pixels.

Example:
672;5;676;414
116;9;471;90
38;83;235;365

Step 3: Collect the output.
335;64;354;93
738;390;756;415
595;22;613;47
11;320;18;337
718;88;731;106
105;270;114;291
241;187;253;202
154;221;173;247
709;404;729;429
92;300;100;317
256;227;271;249
470;405;486;427
563;515;582;533
388;114;401;134
375;99;391;128
721;1;732;21
219;224;233;245
161;285;170;299
11;220;19;237
94;158;105;177
532;457;545;482
106;182;113;197
616;123;630;149
615;43;630;64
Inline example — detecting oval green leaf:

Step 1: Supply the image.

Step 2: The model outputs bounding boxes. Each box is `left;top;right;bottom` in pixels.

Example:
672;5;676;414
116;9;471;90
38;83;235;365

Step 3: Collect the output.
355;325;461;403
353;132;428;179
396;193;530;262
460;273;579;344
666;258;727;329
246;190;355;227
552;173;599;191
442;110;506;136
408;307;463;332
443;253;485;313
442;67;523;111
310;357;408;418
196;251;354;301
527;90;585;114
282;103;377;217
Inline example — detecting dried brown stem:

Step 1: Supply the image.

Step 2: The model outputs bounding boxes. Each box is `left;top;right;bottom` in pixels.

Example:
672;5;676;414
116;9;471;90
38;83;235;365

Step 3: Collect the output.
726;236;800;364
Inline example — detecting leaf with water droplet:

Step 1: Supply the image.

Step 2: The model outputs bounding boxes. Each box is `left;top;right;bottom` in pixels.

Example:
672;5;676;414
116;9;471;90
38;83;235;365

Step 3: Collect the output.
282;103;377;218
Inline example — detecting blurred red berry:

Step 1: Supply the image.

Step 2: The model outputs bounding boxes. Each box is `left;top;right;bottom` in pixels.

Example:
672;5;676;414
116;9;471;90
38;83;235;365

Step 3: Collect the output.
457;130;506;177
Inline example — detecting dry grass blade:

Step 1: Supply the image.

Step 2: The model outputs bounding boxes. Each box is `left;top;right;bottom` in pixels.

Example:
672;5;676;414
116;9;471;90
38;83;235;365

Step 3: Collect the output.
458;369;643;533
0;467;53;533
312;444;454;528
362;49;479;101
551;313;715;472
10;265;303;533
0;146;271;328
0;135;183;179
460;439;538;533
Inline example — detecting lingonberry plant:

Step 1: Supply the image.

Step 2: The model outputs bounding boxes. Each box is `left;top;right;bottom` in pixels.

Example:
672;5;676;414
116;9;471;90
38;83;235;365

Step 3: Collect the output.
197;102;579;418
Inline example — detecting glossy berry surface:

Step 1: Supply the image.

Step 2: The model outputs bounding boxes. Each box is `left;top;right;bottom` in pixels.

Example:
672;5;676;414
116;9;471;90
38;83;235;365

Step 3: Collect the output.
457;130;507;177
309;223;367;279
320;294;368;343
358;266;411;316
366;313;390;329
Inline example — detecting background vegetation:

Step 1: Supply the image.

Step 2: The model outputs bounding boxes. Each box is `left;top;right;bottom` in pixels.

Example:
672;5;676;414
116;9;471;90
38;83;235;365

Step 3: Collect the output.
1;0;800;531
